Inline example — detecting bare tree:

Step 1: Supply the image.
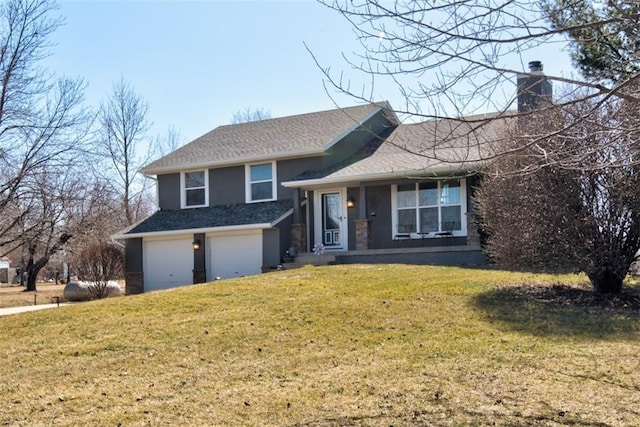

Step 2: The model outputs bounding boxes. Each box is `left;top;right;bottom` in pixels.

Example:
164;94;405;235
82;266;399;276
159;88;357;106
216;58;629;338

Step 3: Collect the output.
0;0;89;284
156;125;184;157
75;242;124;299
61;176;126;277
231;107;271;124
475;91;640;294
95;78;153;227
315;0;640;171
318;1;640;293
17;168;84;291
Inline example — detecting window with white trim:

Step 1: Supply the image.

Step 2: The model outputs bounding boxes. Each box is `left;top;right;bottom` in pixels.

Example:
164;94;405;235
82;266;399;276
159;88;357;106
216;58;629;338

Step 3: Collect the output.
393;179;466;236
181;170;208;208
246;162;276;202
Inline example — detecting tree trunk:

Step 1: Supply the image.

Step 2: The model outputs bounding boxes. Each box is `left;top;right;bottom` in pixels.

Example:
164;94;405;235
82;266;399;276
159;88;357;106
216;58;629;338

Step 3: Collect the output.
588;269;625;294
25;255;50;292
25;255;37;292
23;234;71;292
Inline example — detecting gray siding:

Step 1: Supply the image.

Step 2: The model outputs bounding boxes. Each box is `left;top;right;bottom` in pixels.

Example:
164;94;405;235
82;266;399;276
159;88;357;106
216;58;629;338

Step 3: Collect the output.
193;232;206;271
262;228;281;269
367;185;393;249
358;179;473;251
336;247;486;266
326;110;395;168
277;156;325;200
346;187;360;250
155;110;394;212
158;173;180;210
210;165;245;205
276;212;293;257
125;238;143;272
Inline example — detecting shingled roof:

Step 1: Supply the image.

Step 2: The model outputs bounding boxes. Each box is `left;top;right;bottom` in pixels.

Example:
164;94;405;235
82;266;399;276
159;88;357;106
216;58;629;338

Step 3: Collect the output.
119;200;293;237
142;102;392;175
284;113;511;187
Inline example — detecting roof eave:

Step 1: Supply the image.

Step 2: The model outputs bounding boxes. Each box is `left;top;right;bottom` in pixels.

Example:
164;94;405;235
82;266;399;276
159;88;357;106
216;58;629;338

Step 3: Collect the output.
282;163;481;188
113;222;274;240
320;103;395;153
141;148;328;176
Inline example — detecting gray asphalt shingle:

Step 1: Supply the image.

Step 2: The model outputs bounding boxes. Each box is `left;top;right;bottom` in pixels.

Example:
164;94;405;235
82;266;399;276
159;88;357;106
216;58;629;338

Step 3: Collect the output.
125;200;293;235
286;113;510;184
142;103;384;174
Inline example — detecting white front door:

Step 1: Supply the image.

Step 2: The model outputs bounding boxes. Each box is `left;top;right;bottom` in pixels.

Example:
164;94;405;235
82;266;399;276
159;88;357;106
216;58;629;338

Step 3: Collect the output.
315;189;347;250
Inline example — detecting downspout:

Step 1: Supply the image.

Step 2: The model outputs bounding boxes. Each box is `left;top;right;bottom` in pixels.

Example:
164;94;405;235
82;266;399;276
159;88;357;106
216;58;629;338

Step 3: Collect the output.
305;190;311;253
111;237;125;248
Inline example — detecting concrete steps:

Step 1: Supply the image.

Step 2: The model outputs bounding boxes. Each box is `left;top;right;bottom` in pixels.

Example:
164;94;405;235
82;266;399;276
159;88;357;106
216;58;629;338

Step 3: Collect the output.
280;252;338;269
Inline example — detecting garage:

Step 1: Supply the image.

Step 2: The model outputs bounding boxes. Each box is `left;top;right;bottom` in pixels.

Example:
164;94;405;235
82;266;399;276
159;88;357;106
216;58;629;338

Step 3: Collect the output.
208;231;263;280
144;237;193;291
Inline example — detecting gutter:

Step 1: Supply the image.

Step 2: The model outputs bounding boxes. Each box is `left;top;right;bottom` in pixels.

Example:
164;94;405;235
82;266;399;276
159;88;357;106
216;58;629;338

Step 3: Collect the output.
281;164;480;189
113;222;275;240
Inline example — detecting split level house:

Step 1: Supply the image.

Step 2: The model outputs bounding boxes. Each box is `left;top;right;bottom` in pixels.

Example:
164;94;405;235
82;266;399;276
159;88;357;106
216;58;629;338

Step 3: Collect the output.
116;62;551;294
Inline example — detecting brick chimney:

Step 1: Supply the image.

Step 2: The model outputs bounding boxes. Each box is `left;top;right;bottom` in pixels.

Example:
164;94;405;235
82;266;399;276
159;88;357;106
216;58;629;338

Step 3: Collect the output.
517;61;552;113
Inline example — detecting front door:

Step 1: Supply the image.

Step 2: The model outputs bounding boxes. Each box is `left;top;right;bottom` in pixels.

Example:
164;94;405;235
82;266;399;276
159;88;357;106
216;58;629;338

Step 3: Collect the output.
315;189;347;250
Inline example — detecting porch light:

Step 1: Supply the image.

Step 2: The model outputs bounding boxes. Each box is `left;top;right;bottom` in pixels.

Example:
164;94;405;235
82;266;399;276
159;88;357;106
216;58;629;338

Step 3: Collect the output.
346;197;356;208
192;240;201;251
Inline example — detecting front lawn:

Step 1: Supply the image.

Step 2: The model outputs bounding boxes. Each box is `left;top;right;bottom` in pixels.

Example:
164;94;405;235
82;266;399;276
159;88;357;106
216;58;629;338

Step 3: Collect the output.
1;265;638;425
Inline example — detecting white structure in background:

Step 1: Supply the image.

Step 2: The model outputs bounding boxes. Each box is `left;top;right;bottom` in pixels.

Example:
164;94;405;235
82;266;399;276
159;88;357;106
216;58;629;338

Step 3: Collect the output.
0;257;10;284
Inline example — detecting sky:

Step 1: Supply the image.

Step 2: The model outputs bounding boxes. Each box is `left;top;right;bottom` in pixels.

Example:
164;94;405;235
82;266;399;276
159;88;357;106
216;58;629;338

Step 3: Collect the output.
45;0;575;148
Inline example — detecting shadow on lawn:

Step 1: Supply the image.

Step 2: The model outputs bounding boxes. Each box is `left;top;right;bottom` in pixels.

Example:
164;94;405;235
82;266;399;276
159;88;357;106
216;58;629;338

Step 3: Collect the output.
473;283;640;339
293;406;609;427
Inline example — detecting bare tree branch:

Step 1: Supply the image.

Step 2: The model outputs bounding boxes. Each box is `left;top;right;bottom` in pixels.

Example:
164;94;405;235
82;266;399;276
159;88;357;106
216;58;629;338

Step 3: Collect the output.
94;77;153;226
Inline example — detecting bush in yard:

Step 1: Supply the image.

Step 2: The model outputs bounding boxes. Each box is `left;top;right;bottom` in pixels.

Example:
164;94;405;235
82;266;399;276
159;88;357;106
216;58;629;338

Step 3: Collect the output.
475;94;640;294
75;242;124;299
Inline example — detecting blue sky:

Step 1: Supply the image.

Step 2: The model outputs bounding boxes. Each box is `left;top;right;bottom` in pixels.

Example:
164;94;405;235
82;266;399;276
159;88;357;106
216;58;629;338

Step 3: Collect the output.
46;0;574;146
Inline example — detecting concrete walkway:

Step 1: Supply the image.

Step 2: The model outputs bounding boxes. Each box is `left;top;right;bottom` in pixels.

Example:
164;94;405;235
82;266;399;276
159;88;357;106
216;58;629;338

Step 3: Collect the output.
0;303;69;317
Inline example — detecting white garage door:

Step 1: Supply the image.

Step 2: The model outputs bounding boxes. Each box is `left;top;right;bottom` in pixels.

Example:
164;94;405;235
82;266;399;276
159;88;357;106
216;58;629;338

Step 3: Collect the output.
144;238;193;291
209;231;262;279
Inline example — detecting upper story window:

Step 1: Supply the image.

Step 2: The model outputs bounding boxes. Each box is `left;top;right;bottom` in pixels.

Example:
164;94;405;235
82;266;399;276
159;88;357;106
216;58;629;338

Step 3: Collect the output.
181;170;208;208
246;161;276;202
393;179;466;237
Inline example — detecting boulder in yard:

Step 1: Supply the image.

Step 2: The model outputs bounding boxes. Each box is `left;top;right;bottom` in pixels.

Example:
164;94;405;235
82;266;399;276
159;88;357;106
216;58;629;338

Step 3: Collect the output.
63;280;122;301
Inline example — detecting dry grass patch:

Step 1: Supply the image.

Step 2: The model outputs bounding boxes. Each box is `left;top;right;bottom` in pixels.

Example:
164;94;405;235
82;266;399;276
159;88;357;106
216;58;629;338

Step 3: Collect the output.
0;283;67;308
1;265;639;426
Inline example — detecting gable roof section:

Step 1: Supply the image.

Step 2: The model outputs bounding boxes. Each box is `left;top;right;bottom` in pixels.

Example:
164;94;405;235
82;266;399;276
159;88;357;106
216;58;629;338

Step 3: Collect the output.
283;113;511;187
116;199;293;238
142;102;394;175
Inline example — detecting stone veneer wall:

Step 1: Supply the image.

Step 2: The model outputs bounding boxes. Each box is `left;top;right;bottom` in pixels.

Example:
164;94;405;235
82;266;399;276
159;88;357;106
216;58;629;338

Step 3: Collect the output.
291;223;306;253
355;219;372;250
125;272;144;295
466;212;481;247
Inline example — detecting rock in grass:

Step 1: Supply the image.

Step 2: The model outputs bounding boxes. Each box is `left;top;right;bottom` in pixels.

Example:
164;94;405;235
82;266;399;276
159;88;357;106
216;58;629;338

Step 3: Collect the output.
63;280;122;301
63;281;91;301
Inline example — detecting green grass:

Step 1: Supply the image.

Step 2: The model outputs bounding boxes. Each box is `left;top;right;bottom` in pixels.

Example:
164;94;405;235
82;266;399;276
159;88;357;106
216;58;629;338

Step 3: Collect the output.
1;265;639;426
